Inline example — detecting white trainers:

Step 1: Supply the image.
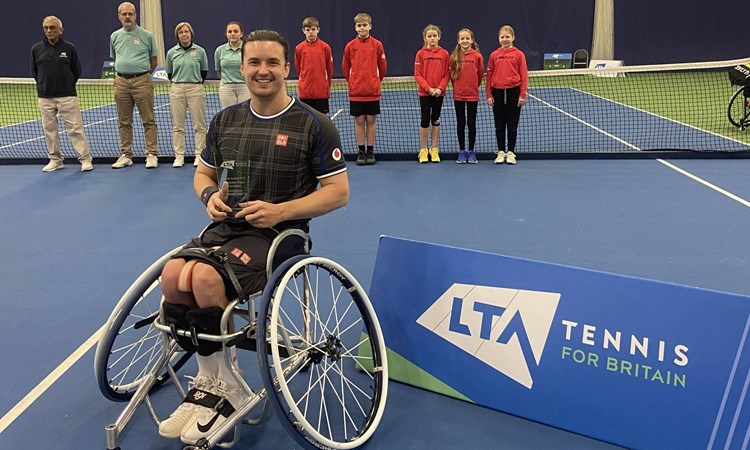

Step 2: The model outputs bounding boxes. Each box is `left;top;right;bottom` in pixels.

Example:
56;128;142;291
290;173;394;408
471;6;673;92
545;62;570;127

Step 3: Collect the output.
42;160;64;172
505;151;517;165
159;375;215;439
145;154;158;169
180;379;244;444
193;157;200;167
494;152;505;164
112;155;133;169
173;155;185;168
81;160;94;172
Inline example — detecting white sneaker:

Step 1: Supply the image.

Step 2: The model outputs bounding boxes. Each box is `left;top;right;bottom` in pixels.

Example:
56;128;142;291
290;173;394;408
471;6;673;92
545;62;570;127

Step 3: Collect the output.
193;157;200;167
81;160;94;172
145;154;158;169
494;152;506;164
42;160;64;172
158;375;214;438
180;379;244;444
173;155;185;168
505;151;517;165
111;155;133;169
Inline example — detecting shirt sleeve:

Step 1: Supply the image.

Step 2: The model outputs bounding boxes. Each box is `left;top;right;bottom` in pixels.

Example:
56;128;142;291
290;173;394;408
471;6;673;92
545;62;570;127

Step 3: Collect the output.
30;46;38;80
477;53;485;88
377;41;387;80
312;113;346;178
325;44;333;85
518;52;528;100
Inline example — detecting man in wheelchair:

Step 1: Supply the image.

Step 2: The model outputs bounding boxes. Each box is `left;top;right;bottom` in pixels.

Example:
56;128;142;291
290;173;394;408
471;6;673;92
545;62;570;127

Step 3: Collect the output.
156;29;349;445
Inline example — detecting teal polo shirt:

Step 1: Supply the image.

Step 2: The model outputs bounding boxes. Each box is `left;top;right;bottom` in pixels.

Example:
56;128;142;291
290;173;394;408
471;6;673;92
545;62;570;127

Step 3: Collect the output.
213;43;244;84
110;25;157;74
166;43;208;83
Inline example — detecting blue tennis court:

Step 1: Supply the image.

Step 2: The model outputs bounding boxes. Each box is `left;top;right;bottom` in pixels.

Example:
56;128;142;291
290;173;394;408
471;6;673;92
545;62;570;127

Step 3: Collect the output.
0;156;749;449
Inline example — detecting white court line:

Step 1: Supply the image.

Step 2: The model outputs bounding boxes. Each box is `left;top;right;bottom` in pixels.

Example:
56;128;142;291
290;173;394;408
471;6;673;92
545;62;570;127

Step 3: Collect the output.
532;94;750;208
658;159;750;208
0;325;103;434
0;103;171;152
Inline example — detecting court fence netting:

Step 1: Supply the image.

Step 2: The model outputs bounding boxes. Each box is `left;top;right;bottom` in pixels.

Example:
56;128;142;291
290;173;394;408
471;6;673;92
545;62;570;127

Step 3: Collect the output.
2;57;750;162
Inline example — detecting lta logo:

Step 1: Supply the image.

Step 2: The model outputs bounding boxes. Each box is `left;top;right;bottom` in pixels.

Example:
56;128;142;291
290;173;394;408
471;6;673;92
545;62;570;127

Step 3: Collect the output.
417;284;560;389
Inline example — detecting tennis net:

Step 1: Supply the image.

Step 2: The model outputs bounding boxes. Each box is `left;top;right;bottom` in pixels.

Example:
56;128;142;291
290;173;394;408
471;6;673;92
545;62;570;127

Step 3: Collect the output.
2;57;750;161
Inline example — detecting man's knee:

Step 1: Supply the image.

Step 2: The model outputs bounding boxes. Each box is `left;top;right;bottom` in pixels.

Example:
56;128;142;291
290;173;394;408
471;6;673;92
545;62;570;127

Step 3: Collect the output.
191;263;226;298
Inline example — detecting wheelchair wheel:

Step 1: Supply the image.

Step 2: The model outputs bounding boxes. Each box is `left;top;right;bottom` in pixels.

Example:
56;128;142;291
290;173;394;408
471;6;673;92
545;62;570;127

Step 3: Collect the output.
95;247;191;402
728;86;750;129
257;256;388;450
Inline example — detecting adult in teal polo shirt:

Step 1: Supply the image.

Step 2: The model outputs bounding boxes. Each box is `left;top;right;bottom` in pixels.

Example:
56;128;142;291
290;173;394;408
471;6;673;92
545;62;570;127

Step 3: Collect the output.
110;1;159;169
166;22;208;168
214;21;250;108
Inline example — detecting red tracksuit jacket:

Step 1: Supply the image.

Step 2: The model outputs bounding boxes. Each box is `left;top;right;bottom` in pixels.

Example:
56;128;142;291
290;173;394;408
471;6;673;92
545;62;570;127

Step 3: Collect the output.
294;38;333;100
414;45;450;97
486;46;528;100
451;48;484;102
342;35;387;101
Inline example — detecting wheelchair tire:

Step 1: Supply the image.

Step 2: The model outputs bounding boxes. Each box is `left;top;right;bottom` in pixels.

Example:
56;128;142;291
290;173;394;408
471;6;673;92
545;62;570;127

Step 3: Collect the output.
728;86;750;129
257;255;388;450
95;247;191;402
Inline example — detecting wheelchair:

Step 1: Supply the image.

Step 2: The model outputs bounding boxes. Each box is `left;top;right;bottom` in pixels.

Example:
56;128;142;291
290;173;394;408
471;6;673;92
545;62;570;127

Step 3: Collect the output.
727;85;750;132
94;229;389;450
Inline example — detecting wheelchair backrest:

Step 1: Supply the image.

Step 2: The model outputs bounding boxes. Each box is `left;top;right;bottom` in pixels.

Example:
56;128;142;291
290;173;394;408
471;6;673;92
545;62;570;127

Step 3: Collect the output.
729;64;750;86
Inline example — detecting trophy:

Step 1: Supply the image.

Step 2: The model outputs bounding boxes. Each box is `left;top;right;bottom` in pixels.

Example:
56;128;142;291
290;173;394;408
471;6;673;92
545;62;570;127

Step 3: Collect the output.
214;146;251;215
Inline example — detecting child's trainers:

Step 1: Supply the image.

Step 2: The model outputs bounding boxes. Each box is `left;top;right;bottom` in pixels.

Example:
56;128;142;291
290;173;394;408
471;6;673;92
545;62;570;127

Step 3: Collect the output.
494;152;506;164
158;374;214;438
505;151;517;165
467;151;478;164
418;148;428;163
456;151;467;164
429;147;440;163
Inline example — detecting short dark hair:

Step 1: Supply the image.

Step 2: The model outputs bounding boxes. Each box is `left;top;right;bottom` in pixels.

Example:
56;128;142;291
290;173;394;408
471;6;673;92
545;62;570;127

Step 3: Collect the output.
241;29;289;63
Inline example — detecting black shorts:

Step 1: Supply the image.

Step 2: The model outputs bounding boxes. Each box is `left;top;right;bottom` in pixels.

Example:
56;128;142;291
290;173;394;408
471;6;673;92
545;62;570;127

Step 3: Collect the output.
349;100;380;117
300;98;330;114
180;220;309;299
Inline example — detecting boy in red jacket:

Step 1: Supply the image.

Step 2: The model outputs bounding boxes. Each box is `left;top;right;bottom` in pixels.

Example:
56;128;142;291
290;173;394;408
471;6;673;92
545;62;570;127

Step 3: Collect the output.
294;17;333;114
414;24;450;163
342;12;387;165
486;25;527;165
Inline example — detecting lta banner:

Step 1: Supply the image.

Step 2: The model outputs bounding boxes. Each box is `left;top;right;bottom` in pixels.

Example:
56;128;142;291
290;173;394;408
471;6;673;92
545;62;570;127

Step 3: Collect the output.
368;236;750;450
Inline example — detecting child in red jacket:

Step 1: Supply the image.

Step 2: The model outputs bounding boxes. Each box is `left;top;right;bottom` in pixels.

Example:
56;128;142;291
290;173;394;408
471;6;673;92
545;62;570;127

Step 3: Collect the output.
342;12;387;165
486;25;527;165
294;17;333;114
414;24;450;163
450;28;484;164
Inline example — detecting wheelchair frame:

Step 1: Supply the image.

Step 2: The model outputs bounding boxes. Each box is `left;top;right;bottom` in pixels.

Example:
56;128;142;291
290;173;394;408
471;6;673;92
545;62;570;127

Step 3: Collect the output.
95;229;389;450
728;85;750;131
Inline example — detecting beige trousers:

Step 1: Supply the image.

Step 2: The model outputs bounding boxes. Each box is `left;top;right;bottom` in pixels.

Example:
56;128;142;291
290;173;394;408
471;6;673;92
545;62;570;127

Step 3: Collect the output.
114;74;157;157
169;83;206;156
38;96;92;163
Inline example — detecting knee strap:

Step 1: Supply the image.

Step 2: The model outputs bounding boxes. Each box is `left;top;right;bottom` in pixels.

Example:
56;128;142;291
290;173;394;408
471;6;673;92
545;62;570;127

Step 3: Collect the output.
186;307;225;356
162;302;197;353
177;259;199;292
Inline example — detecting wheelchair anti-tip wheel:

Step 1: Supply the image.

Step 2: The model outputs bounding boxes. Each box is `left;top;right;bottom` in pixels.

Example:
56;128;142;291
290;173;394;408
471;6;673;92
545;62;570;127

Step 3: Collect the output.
95;248;191;402
257;256;388;450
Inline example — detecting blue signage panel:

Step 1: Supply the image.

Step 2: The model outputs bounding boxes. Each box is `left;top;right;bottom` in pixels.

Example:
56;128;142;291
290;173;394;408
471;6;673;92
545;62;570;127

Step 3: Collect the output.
369;236;750;449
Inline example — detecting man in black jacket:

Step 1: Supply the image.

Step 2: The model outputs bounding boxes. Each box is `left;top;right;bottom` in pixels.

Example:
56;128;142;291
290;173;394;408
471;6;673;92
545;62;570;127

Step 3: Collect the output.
30;15;93;172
